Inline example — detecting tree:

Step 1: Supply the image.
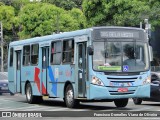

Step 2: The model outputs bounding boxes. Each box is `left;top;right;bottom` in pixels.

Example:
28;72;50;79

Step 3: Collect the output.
82;0;150;27
70;8;87;29
145;1;160;27
41;0;82;10
0;4;15;69
0;5;15;30
0;4;15;42
18;3;82;39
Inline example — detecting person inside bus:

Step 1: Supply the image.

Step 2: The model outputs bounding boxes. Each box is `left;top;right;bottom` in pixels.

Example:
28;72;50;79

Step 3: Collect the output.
123;45;145;70
63;47;74;63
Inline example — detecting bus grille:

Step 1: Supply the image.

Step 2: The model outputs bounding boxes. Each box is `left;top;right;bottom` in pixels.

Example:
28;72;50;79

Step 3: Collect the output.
107;77;138;86
107;77;138;80
106;77;138;95
109;90;135;95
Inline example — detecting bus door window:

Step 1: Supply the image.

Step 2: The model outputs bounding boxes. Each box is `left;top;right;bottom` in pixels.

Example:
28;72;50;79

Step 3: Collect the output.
42;52;46;69
17;51;21;70
78;44;83;70
42;47;49;95
78;42;86;97
42;47;49;69
16;50;22;93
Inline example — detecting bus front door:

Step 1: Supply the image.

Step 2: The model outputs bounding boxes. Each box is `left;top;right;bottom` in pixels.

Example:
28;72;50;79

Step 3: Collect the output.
42;47;49;95
16;51;21;93
77;42;87;97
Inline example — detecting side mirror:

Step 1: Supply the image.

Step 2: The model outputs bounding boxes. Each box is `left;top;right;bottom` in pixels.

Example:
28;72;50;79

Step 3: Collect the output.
88;45;94;55
149;46;153;62
149;37;152;46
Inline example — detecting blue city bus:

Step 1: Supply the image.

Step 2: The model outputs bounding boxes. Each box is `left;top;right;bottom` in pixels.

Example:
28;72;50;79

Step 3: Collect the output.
8;26;152;108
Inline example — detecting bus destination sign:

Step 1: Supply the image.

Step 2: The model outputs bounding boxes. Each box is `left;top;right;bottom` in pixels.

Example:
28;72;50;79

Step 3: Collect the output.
100;31;139;38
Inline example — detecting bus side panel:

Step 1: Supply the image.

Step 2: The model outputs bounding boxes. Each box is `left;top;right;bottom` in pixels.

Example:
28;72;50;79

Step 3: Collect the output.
48;65;75;98
8;67;15;93
21;66;42;96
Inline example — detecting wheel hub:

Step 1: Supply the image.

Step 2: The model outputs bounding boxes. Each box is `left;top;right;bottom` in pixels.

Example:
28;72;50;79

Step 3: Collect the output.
67;89;73;104
27;87;31;101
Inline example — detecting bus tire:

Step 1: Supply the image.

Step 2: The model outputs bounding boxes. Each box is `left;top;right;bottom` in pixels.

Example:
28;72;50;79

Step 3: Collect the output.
132;98;142;105
10;92;14;96
114;98;128;107
26;83;37;104
64;84;79;108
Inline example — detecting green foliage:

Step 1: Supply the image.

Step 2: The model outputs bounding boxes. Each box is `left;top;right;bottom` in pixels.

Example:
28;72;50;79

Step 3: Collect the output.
1;0;160;41
70;8;87;28
41;0;82;10
0;2;4;5
18;3;84;39
145;1;160;28
82;0;150;27
11;0;30;15
0;5;15;30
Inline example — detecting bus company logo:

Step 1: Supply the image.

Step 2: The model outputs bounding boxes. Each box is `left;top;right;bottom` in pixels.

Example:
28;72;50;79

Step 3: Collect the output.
25;71;31;76
2;112;11;117
65;70;71;77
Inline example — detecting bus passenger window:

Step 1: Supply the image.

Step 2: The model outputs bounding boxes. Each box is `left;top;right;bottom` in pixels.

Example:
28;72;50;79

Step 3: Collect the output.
23;45;30;66
63;40;74;63
51;41;62;64
10;48;13;67
31;44;39;65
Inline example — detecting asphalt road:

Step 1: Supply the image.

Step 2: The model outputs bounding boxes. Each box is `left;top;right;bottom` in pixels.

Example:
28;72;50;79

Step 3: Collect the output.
1;93;160;120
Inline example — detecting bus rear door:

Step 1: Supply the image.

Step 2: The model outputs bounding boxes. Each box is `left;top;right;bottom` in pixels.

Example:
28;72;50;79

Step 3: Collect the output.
41;47;49;95
15;50;21;93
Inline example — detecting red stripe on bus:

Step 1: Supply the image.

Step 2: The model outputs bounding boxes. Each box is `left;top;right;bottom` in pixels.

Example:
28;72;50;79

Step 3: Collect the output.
42;83;47;94
34;67;40;92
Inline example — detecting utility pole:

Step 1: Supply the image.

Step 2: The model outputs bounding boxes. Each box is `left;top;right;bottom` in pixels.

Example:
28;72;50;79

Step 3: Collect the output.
0;21;4;72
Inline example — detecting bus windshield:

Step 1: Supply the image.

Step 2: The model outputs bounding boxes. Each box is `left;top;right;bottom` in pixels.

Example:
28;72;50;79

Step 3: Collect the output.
93;40;149;72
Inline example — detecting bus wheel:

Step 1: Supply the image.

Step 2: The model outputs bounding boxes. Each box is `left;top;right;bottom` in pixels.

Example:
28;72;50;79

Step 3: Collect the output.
132;98;142;105
10;92;14;96
64;84;79;108
26;83;37;104
114;98;128;107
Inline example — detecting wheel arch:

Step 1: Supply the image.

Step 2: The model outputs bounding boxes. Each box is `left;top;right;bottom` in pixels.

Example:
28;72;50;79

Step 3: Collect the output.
63;81;73;98
24;80;30;94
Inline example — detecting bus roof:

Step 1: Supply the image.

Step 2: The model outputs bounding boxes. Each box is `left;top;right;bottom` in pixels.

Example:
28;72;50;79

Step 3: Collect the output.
9;26;144;46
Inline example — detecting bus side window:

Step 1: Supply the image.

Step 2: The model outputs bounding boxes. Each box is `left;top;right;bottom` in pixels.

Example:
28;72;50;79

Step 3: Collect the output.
51;41;62;65
10;48;13;67
23;45;30;66
63;39;74;63
31;44;39;65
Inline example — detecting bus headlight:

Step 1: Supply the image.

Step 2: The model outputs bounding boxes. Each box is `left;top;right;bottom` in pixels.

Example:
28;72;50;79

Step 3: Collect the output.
143;76;151;84
91;76;104;86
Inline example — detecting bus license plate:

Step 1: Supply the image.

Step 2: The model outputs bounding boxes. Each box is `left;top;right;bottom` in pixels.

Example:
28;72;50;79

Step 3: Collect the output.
118;88;128;92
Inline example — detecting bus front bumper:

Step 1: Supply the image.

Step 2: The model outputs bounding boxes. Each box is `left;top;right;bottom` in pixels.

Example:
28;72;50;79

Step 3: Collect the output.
89;84;150;100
